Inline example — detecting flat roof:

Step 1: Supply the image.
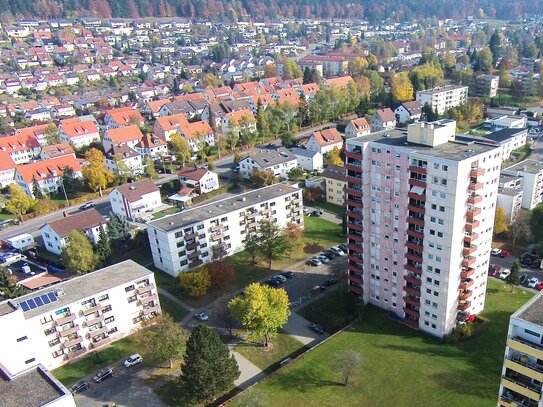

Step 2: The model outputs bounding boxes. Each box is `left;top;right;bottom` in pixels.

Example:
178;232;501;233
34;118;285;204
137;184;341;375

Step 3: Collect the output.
0;365;66;407
148;183;300;233
416;84;468;95
348;128;500;162
504;159;543;175
514;290;543;327
2;260;152;319
498;187;522;197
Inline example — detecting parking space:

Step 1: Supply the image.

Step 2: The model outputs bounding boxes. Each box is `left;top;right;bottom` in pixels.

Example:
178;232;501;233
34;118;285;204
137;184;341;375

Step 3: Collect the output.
488;252;543;290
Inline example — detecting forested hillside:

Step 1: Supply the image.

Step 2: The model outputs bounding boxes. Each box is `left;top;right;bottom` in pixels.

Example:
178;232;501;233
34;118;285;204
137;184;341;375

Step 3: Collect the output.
0;0;541;23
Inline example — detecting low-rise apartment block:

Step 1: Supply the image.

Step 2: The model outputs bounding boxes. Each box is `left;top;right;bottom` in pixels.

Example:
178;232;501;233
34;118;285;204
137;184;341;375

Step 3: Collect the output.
416;84;468;115
0;260;160;373
321;164;347;206
498;291;543;407
501;159;543;210
146;184;303;277
239;147;297;179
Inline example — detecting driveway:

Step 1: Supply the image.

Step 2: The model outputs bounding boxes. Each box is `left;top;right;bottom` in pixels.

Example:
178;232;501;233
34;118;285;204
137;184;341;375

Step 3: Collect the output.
282;312;330;346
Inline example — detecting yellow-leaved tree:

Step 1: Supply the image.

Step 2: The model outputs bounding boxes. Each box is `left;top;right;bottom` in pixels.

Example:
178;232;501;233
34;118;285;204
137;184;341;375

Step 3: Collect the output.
82;148;113;194
391;72;415;103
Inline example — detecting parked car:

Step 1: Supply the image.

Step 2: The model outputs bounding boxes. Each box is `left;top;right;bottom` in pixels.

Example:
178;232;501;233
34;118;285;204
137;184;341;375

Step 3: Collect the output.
338;244;348;253
312;285;326;292
520;274;528;285
499;269;511;280
323;277;338;287
195;312;209;322
317;255;330;264
70;381;89;395
307;258;322;267
93;368;113;383
531;260;542;269
329;246;345;256
528;277;540;288
490;248;502;256
489;264;502;276
303;207;309;214
322;252;336;260
499;250;510;258
266;278;282;287
273;274;287;283
537;283;543;291
312;210;323;217
309;323;325;335
280;271;295;279
80;201;95;210
124;353;143;368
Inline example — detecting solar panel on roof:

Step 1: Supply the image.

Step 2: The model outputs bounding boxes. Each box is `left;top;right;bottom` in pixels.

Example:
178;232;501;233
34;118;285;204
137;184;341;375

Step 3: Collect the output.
27;298;37;309
19;302;29;312
34;296;43;306
41;294;51;304
47;292;58;302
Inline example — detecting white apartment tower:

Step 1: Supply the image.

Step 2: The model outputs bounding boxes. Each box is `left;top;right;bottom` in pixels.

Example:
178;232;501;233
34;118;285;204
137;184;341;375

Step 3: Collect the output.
345;120;502;337
416;84;469;115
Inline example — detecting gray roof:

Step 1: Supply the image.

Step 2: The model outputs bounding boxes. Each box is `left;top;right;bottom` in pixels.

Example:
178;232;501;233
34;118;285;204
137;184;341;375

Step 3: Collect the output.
348;128;500;162
515;290;543;327
498;187;522;197
148;183;301;232
3;260;152;319
0;365;67;407
243;147;297;168
487;128;527;143
416;84;468;95
504;159;543;175
291;147;320;158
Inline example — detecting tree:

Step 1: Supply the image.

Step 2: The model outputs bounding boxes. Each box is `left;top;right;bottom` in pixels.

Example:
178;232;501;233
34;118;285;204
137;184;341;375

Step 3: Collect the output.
508;211;532;244
390;72;414;103
229;282;290;347
474;47;494;72
282;60;302;80
82;148;113;194
507;261;521;292
285;222;304;254
106;212;131;242
95;227;111;264
256;219;292;269
44;123;60;145
181;324;240;403
113;154;130;184
34;198;56;216
144;156;157;179
331;350;362;386
409;62;444;91
61;230;98;274
494;207;509;235
202;73;221;88
179;269;211;296
347;57;368;77
489;29;503;65
421;102;438;122
263;63;278;78
61;166;83;198
302;187;323;204
251;169;278;187
0;267;27;300
206;261;235;288
256;100;270;139
5;184;34;221
138;314;188;368
31;176;44;199
244;236;259;265
287;167;305;182
169;133;191;166
280;131;295;148
324;147;344;167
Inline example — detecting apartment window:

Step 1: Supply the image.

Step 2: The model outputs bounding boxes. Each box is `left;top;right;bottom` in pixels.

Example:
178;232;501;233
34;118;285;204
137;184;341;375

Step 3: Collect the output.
425;300;431;305
105;316;115;324
442;165;448;171
431;324;436;329
127;295;137;303
16;336;28;342
40;315;53;324
125;285;135;292
433;291;439;297
44;327;56;336
426;288;431;294
102;305;112;313
197;224;204;230
132;316;142;324
525;329;541;338
432;302;438;308
431;204;437;210
98;294;109;302
108;327;118;335
25;358;36;365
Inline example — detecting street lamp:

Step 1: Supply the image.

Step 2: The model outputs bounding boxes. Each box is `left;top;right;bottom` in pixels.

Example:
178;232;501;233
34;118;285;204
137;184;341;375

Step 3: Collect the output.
59;178;69;207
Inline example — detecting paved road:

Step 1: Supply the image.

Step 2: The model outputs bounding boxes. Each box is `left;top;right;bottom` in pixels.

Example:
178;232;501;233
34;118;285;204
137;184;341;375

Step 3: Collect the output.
488;252;543;288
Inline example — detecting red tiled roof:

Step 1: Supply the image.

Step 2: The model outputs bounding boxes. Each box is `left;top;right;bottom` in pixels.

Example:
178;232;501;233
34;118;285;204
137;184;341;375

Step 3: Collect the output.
225;109;255;123
155;113;189;132
178;166;210;181
180;121;213;140
0;152;15;171
105;125;144;144
16;155;81;184
105;107;144;126
60;118;98;138
0;133;40;153
135;133;167;149
324;76;354;89
312;128;343;147
351;118;370;131
375;108;396;122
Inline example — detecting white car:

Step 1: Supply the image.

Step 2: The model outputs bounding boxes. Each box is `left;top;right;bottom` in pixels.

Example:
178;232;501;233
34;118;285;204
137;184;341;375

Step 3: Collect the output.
499;269;511;280
528;277;540;288
124;353;143;368
329;246;345;256
195;312;209;322
317;255;330;264
490;248;502;256
273;274;287;283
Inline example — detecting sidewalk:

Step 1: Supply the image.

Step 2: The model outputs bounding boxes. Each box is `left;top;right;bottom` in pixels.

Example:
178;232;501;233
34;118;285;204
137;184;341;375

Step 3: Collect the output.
157;287;195;312
230;349;267;390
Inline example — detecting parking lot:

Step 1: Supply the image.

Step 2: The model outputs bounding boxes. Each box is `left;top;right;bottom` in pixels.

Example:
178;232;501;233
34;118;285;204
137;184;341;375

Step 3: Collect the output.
488;251;543;290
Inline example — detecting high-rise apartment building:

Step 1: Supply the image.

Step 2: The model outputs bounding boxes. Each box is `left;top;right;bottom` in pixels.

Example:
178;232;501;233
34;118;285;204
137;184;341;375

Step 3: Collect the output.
345;120;502;337
498;291;543;407
416;84;469;115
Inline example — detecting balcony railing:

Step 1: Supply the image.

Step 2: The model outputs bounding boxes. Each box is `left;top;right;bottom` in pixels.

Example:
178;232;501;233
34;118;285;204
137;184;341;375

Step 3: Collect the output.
463;244;477;256
458;301;471;311
405;285;421;297
470;167;485;177
407;229;424;240
405;252;423;263
349;284;363;295
465;220;481;233
345;150;362;160
409;178;427;188
405;263;422;274
461;268;475;279
55;313;76;326
459;290;473;301
409;165;427;175
345;187;363;197
404;274;421;286
404;295;421;307
469;181;484;191
464;232;479;244
346;199;363;208
460;278;474;289
136;283;155;295
82;304;102;316
404;307;420;318
348;211;363;221
467;194;483;204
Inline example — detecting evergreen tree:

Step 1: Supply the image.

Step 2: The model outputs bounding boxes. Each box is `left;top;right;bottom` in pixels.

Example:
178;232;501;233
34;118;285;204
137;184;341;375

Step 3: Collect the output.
506;261;521;292
95;227;111;264
0;267;27;300
303;66;312;84
256;99;269;139
32;176;44;199
181;325;240;403
422;102;438;121
489;29;503;65
106;212;131;242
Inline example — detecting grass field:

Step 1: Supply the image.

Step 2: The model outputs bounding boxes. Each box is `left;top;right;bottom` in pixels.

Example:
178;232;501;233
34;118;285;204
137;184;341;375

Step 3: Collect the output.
52;335;140;385
152;207;182;220
158;293;190;321
312;200;346;217
299;288;358;333
235;333;308;373
232;279;533;407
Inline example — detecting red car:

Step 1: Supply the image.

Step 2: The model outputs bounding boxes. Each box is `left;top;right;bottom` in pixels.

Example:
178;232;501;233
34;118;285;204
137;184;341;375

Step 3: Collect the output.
489;264;502;276
500;250;510;258
537;283;543;291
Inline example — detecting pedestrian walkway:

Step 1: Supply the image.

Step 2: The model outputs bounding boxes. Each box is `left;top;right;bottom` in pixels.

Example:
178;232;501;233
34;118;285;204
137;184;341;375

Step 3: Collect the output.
282;312;330;346
157;287;195;312
230;349;267;390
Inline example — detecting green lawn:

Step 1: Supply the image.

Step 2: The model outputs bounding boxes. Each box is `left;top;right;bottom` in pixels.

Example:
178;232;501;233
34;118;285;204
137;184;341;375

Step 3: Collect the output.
159;293;190;321
152;207;182;220
232;280;534;407
235;333;308;373
299;288;358;333
302;215;344;248
312;200;345;217
52;335;140;385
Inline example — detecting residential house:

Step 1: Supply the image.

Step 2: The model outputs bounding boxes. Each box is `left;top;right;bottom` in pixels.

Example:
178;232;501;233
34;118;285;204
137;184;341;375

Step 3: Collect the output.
106;144;144;177
0;132;41;164
39;142;75;160
291;147;323;172
40;209;106;255
178;166;220;195
0;152;16;188
134;133;168;159
394;101;423;124
305;128;344;155
239;147;298;179
345;118;371;139
104;107;144;129
59;117;100;149
321;164;347;206
103;125;144;152
221;109;257;135
109;179;161;221
370;108;397;132
415;84;468;115
153;113;189;142
178;121;215;152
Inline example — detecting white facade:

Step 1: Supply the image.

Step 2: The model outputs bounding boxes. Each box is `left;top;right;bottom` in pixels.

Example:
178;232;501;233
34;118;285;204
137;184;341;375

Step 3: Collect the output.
502;160;543;210
59;129;100;149
345;119;371;139
106;152;144;176
40;214;105;255
416;85;468;115
109;186;162;221
394;104;422;124
0;261;160;372
345;122;502;338
305;136;343;155
146;184;304;277
291;148;323;172
497;188;523;223
239;148;298;179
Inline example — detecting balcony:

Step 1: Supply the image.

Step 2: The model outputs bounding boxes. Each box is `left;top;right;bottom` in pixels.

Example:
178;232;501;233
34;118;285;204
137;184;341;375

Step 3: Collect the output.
463;244;477;256
62;336;84;349
210;224;223;232
457;301;471;311
464;232;479;244
85;314;104;327
470;168;485;177
347;222;363;233
63;346;86;361
405;285;421;297
407;229;424;240
347;211;363;221
409;178;427;188
345;150;362;160
345;163;362;173
346;175;362;185
469;181;484;191
349;273;363;285
460;278;474;289
404;318;419;328
508;337;543;361
140;294;158;305
500;394;538;407
405;296;421;307
349;284;363;295
184;233;197;240
59;324;79;337
408;204;425;215
465;220;481;233
404;307;420;318
190;259;203;267
211;234;223;242
406;252;423;263
467;206;482;218
90;337;112;350
345;187;363;197
404;274;421;286
348;256;363;268
55;313;76;326
142;305;160;316
461;268;475;279
459;290;473;301
186;242;198;251
346;199;363;209
457;311;469;322
349;233;363;244
136;283;155;295
505;358;543;383
406;241;423;252
408;191;426;201
82;304;102;316
501;376;542;402
348;244;364;254
409;165;427;175
405;263;422;275
88;326;108;339
467;194;483;204
407;216;424;227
